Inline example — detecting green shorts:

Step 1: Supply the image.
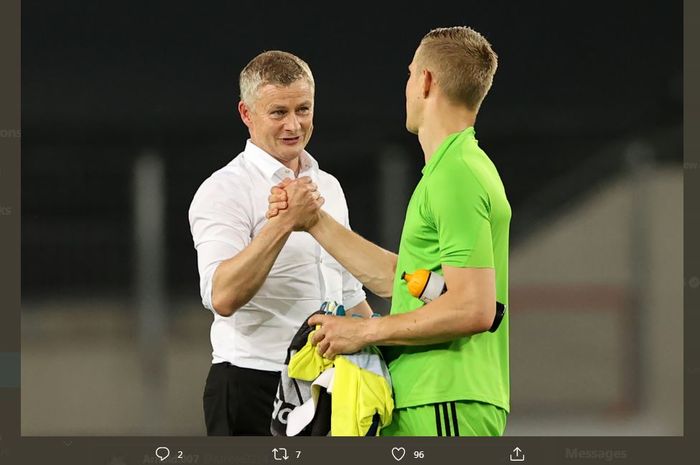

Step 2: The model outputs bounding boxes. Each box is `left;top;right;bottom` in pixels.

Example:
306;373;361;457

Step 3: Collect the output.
380;401;507;436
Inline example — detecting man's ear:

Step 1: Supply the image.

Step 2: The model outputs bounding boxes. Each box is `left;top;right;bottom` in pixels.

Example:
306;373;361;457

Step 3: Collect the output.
238;100;253;128
421;68;434;98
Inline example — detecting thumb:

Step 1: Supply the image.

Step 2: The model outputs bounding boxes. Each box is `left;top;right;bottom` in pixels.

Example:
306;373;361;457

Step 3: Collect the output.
278;177;293;188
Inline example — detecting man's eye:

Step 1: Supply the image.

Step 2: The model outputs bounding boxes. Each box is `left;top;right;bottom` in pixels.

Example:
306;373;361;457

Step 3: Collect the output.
272;110;286;116
297;107;310;115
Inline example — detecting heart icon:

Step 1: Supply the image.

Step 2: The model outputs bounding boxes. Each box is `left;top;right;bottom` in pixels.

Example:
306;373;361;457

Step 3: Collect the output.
391;447;406;461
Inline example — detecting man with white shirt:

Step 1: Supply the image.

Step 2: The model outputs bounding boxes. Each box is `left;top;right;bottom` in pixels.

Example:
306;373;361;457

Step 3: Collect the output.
188;50;372;436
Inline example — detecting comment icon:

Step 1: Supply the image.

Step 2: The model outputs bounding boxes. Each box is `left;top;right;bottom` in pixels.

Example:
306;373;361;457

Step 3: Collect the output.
155;446;170;462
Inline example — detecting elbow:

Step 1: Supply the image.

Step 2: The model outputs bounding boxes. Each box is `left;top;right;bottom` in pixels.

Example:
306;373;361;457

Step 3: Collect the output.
375;254;398;298
475;311;494;334
376;284;393;299
473;300;497;334
455;296;495;335
211;293;242;317
210;268;247;317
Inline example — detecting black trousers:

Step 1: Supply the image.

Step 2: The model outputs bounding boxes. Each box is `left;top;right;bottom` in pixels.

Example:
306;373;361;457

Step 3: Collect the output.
203;362;281;436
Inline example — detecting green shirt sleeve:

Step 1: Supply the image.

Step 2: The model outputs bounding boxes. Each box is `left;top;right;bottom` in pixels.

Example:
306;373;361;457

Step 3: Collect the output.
425;167;495;268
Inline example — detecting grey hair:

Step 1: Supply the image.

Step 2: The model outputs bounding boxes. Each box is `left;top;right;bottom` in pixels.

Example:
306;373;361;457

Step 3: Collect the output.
239;50;315;107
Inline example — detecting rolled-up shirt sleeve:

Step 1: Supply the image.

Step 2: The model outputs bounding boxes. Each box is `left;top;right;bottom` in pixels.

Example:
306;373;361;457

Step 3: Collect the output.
188;178;253;312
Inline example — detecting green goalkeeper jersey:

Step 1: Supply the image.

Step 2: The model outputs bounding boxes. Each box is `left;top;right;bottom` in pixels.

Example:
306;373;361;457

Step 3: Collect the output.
383;127;511;412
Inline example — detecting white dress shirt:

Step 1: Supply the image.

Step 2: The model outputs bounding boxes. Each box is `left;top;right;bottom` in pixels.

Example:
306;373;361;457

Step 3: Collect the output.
189;140;366;372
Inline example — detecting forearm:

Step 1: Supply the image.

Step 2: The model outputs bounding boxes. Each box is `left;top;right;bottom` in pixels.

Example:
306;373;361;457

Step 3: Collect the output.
309;210;397;297
364;290;492;346
211;216;293;316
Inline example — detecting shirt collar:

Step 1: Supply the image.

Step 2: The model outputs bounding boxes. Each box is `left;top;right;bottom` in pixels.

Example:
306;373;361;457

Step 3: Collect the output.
421;126;476;176
243;140;319;182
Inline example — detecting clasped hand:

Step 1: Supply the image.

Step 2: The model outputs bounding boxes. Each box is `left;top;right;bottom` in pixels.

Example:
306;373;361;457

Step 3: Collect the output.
266;177;324;231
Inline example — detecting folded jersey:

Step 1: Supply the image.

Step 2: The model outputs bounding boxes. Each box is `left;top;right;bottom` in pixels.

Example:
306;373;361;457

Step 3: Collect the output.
271;308;394;436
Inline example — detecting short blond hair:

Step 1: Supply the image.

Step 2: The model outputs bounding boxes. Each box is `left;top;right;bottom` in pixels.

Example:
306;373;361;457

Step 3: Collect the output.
416;26;498;112
239;50;315;107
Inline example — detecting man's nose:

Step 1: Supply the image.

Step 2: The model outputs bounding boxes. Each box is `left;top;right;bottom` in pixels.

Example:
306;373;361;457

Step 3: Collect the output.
283;113;302;132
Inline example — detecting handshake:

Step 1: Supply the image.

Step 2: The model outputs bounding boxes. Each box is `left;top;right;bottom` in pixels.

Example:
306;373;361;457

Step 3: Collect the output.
265;177;325;231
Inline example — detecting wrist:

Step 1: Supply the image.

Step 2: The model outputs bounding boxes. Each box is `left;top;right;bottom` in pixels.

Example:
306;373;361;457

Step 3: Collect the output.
362;316;382;346
267;213;295;235
307;210;328;236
